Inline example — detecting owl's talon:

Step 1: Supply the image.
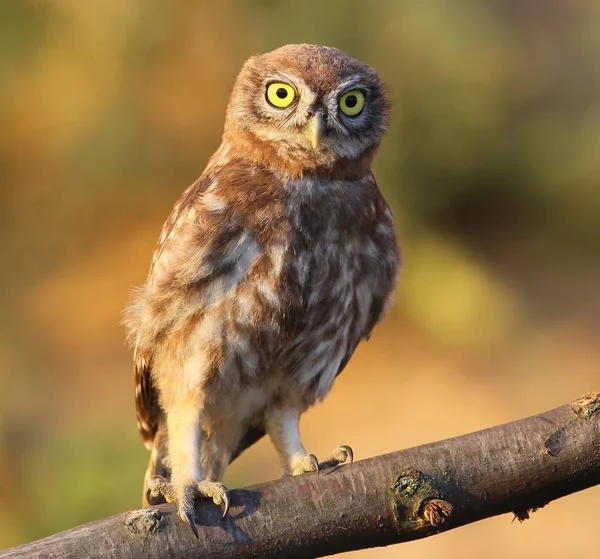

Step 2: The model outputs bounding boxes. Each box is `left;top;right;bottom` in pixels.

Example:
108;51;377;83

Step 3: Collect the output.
290;453;320;476
147;475;176;504
319;445;354;469
335;444;353;465
147;476;229;535
220;491;230;518
345;445;354;464
309;453;320;475
182;510;199;539
196;480;230;519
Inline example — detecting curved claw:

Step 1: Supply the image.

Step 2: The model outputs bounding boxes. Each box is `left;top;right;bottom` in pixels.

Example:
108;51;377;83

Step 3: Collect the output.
308;453;319;475
220;490;230;519
146;475;169;504
183;510;199;539
341;445;354;465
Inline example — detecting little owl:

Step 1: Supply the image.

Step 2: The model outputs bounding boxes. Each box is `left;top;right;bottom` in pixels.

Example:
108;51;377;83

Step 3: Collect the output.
124;44;399;536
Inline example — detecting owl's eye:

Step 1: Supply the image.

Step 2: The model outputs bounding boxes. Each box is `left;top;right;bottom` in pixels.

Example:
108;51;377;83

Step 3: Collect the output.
266;83;297;108
339;89;365;116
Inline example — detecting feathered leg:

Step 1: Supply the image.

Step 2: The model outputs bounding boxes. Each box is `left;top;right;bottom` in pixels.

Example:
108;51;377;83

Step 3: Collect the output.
145;404;229;538
143;424;170;506
265;408;353;476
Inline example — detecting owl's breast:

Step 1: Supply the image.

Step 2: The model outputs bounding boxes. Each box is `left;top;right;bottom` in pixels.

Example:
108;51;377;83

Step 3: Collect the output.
274;179;398;400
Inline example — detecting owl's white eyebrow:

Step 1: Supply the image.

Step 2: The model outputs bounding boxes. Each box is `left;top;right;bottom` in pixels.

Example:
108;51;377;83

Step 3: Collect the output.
264;72;307;90
332;79;366;98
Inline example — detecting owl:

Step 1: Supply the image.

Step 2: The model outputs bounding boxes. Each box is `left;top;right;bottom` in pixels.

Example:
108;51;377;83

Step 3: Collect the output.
124;44;399;537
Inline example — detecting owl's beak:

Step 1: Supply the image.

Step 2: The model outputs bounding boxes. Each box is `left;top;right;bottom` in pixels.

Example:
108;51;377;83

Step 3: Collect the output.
303;113;326;149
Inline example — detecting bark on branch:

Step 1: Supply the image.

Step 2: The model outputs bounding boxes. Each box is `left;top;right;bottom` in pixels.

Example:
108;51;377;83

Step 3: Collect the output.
4;393;600;559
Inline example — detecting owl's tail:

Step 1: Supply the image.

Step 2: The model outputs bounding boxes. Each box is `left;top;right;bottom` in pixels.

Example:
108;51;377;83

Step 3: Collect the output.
142;426;170;506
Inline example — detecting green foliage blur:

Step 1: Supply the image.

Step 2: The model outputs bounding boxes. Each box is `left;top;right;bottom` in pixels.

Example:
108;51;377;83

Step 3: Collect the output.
1;1;599;556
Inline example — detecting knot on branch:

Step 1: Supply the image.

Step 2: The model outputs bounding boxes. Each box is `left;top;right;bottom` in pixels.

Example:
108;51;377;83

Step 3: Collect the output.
423;499;454;527
390;470;453;530
571;392;600;418
543;393;600;456
125;508;164;539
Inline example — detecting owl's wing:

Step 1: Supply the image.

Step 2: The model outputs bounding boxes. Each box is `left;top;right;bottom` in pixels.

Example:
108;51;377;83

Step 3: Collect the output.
134;346;160;449
128;174;213;450
335;296;388;378
336;191;399;378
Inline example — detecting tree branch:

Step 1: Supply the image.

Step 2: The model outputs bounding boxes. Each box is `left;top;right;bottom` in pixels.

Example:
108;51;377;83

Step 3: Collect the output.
4;393;600;559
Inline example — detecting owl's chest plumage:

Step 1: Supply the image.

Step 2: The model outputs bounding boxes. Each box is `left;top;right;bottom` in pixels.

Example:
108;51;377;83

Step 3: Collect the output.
270;178;392;396
193;172;396;404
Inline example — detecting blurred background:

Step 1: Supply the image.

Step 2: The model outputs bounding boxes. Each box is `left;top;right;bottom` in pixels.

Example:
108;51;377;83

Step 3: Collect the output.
1;0;599;556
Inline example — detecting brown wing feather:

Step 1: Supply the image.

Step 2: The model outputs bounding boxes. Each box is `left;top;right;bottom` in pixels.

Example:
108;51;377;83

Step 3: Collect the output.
129;174;214;449
134;348;160;450
336;196;398;378
335;295;386;377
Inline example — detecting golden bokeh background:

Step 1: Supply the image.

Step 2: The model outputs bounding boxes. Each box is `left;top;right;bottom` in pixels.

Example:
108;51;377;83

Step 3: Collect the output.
1;1;599;556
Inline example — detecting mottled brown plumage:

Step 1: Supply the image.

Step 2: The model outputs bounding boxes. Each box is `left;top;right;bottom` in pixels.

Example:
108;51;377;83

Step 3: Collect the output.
124;44;399;534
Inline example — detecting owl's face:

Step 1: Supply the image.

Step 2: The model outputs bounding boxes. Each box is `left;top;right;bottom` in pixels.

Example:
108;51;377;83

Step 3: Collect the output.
224;45;389;173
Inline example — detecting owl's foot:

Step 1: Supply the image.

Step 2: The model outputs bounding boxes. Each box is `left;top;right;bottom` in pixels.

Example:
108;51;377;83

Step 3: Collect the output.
288;446;353;476
319;444;354;469
146;476;230;538
290;453;319;476
196;480;230;517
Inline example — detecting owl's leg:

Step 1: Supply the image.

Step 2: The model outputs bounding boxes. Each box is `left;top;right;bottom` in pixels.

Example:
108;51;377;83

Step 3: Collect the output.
265;408;319;476
146;406;229;538
266;408;354;476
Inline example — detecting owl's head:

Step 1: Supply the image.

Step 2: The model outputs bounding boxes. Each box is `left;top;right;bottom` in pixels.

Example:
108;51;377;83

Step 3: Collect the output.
223;44;389;176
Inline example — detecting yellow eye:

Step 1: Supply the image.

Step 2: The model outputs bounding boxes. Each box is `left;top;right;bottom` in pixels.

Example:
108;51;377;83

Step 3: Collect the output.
339;89;365;116
266;83;296;108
